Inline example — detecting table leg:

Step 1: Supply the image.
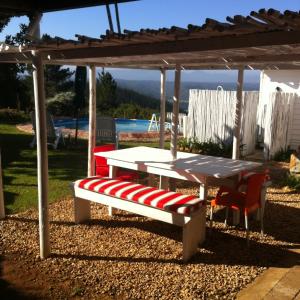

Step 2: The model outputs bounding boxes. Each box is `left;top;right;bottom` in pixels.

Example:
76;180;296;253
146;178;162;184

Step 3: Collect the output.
159;176;169;190
169;178;176;191
108;165;117;216
198;179;208;242
148;174;155;187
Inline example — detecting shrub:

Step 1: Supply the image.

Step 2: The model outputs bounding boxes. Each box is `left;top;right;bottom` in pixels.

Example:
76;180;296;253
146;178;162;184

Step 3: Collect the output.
47;91;75;117
273;147;294;162
177;138;232;158
178;137;193;152
281;174;300;191
0;108;30;124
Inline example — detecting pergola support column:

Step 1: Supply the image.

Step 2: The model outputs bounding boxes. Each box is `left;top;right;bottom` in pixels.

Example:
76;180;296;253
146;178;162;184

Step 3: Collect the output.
159;68;167;149
170;65;181;159
232;67;244;160
87;65;97;177
0;149;5;220
169;65;181;191
32;50;50;259
159;68;168;189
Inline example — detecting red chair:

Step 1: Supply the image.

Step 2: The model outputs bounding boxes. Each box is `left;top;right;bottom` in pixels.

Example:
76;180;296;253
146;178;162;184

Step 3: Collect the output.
210;172;269;243
93;144;139;181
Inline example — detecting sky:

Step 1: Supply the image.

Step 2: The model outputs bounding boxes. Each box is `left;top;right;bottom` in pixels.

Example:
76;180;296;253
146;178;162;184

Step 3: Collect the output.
1;0;300;82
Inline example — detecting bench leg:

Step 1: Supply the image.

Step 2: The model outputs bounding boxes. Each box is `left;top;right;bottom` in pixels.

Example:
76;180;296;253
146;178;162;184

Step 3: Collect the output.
108;165;118;216
182;207;206;262
108;206;114;217
74;198;91;223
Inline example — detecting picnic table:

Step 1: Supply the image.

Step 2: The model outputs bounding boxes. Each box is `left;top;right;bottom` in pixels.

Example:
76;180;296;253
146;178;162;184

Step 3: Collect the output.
95;146;261;201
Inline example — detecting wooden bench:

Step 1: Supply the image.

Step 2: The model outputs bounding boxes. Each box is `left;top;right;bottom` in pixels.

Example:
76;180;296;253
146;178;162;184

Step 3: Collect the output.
73;177;206;262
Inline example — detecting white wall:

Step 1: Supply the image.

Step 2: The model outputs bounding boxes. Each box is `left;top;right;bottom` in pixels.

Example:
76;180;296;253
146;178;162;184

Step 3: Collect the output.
187;90;259;156
259;70;300;151
260;70;300;96
290;97;300;150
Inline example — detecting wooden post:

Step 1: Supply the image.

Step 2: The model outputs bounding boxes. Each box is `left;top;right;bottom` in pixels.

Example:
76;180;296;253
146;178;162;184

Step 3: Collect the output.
31;15;50;259
114;2;121;34
32;48;50;258
170;65;181;160
169;65;181;191
88;65;96;177
106;4;114;32
0;149;5;220
159;68;167;149
232;67;244;160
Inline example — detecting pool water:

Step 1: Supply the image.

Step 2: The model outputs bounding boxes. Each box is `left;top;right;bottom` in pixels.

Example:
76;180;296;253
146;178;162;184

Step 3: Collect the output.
54;118;152;133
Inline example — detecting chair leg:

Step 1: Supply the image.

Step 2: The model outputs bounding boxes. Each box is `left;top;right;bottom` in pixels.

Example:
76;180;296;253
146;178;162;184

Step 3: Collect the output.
224;207;229;227
260;207;264;235
30;136;36;148
245;213;250;246
209;206;214;233
61;133;65;146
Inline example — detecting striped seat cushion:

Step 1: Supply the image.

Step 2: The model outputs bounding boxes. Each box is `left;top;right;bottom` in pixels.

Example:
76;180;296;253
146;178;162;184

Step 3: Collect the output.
75;177;205;216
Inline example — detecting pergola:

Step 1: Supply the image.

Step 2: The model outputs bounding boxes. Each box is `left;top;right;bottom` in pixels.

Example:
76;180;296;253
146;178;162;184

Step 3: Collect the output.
1;6;300;258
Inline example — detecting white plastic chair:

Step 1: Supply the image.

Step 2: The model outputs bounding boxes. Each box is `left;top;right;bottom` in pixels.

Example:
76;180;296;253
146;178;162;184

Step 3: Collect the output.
30;111;65;150
96;116;119;149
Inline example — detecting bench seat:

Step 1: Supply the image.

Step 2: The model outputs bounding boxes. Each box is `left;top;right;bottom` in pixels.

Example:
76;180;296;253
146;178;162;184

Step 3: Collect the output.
73;177;207;262
75;177;205;216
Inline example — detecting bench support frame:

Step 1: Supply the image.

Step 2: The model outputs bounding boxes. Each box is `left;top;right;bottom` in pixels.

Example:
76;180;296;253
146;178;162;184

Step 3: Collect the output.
73;186;206;262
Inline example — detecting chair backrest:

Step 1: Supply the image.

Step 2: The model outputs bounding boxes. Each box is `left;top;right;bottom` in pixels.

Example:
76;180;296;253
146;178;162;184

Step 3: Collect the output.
96;117;117;146
30;111;57;139
93;144;116;167
245;173;268;208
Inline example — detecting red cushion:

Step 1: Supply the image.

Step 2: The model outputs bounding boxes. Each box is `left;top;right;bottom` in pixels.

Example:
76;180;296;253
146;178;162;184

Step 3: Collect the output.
93;144;139;180
75;177;205;216
93;144;115;167
95;166;139;181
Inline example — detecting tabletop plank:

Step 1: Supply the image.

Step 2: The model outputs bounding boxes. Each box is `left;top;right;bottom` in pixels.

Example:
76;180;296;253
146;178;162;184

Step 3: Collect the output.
95;146;261;179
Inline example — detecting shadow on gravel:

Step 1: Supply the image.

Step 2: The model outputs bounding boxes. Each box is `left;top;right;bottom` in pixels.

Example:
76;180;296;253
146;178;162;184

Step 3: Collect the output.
50;232;300;268
0;255;38;300
264;202;300;244
6;201;300;268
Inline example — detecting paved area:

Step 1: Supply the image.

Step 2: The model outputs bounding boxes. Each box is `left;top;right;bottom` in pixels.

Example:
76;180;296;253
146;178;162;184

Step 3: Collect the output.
237;249;300;300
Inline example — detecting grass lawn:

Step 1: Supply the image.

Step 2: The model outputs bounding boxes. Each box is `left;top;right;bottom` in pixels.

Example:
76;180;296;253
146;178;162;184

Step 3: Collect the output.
0;123;159;214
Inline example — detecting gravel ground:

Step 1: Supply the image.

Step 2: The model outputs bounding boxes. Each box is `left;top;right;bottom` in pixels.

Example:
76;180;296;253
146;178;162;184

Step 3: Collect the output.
1;162;300;299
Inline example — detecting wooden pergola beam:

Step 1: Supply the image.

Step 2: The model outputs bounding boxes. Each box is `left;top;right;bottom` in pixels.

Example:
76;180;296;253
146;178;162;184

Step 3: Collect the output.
38;30;300;61
0;0;138;16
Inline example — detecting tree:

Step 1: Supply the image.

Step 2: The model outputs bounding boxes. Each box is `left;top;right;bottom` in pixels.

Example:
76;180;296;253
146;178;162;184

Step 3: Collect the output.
44;65;74;98
42;34;74;98
0;23;30;110
73;66;87;143
97;69;117;110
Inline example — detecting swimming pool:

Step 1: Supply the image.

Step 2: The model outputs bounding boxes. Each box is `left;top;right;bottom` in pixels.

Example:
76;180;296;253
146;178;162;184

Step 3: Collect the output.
54;118;152;133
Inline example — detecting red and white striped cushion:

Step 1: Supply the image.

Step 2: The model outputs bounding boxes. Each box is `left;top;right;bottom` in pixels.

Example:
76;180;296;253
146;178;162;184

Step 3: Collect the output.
75;177;205;216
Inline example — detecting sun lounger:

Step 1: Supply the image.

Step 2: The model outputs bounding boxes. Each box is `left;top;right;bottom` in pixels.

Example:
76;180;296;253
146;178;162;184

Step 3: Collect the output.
30;111;65;150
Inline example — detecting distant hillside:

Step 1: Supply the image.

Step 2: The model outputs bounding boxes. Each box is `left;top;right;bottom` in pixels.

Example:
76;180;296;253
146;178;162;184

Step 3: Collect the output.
117;79;259;100
116;79;260;112
116;86;172;111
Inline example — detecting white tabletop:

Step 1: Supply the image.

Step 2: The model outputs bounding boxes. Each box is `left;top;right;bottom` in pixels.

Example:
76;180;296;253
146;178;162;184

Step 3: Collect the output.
95;146;261;180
